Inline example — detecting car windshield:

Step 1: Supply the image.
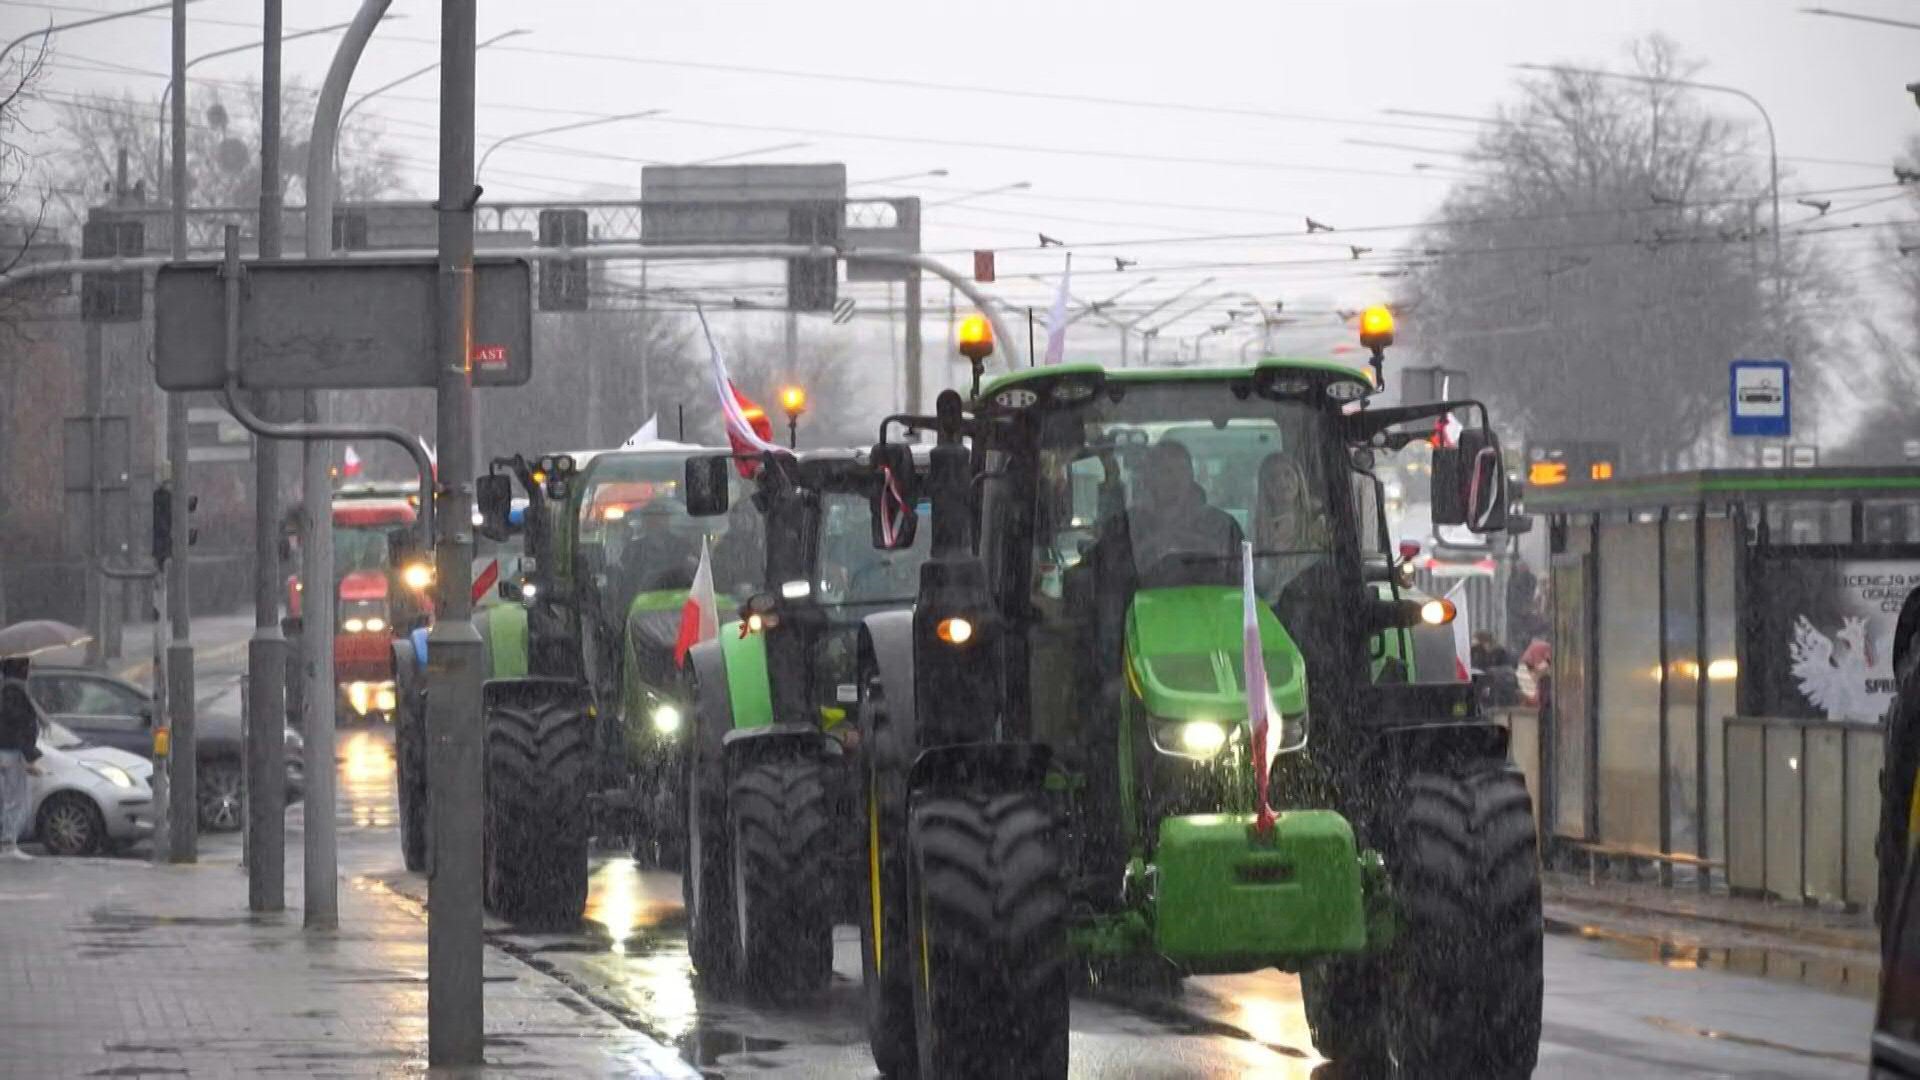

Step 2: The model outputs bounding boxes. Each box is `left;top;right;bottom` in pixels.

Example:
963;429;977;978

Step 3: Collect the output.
1029;382;1337;602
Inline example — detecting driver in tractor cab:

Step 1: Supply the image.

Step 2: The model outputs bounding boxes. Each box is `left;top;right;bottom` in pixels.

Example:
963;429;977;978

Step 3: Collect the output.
617;501;700;597
1127;439;1243;582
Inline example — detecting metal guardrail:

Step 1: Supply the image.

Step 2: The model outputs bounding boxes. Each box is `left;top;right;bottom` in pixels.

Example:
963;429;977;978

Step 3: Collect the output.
1724;715;1879;908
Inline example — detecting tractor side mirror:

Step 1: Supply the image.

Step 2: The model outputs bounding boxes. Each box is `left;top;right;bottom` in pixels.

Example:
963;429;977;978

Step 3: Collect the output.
868;442;919;551
476;473;513;536
385;527;420;567
683;455;732;518
1458;429;1508;534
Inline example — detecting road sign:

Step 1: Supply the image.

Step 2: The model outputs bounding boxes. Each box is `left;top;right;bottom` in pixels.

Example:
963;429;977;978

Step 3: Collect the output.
831;297;856;324
154;258;533;392
1760;445;1786;468
1789;444;1819;468
974;250;996;283
1730;359;1790;438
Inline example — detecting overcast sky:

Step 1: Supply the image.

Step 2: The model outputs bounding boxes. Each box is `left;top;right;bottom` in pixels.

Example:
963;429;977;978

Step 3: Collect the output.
9;0;1919;378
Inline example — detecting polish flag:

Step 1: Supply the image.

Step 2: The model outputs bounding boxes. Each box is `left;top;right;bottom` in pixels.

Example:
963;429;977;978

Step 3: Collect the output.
674;537;719;668
1240;541;1277;840
342;446;363;478
693;304;783;476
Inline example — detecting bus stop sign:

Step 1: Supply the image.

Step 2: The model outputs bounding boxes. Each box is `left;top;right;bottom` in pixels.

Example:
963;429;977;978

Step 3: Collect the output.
1730;359;1790;438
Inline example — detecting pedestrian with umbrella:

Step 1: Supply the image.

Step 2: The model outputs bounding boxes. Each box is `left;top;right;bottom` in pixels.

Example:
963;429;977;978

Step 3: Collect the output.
0;621;90;860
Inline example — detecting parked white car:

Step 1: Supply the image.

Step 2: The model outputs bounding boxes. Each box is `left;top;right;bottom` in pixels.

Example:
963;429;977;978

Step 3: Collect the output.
27;720;155;856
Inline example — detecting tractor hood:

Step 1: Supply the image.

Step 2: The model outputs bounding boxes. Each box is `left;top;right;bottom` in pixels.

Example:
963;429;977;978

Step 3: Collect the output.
1124;586;1308;724
339;569;388;602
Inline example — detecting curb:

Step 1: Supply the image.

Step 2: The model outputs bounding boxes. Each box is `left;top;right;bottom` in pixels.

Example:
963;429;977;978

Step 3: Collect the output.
1543;891;1877;955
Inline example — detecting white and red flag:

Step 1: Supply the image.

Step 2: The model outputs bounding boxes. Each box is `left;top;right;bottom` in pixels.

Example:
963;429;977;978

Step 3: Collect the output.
674;537;719;669
342;446;362;478
1240;540;1278;839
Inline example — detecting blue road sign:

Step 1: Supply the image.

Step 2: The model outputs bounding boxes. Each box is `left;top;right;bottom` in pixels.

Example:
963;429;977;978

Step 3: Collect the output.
1730;359;1790;438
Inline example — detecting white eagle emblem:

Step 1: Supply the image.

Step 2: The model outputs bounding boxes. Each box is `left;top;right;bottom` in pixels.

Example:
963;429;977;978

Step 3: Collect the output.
1789;615;1878;721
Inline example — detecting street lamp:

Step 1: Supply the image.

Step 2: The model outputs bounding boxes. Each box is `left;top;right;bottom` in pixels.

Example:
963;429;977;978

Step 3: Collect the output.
778;386;807;448
476;110;667;187
340;28;531;137
1512;63;1785;317
851;168;950;187
926;180;1032;208
1;0;199;67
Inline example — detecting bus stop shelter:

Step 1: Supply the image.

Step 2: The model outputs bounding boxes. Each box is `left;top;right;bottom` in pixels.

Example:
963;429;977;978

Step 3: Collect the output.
1521;468;1920;904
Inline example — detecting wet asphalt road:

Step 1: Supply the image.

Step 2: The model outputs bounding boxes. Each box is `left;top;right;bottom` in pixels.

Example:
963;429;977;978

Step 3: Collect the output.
308;726;1873;1078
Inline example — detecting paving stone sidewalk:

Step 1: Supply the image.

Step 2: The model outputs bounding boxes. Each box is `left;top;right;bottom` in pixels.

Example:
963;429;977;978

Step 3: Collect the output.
0;839;695;1079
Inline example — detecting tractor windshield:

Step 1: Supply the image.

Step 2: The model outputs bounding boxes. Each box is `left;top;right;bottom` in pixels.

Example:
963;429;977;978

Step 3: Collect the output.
817;491;927;612
1027;384;1339;605
576;455;740;603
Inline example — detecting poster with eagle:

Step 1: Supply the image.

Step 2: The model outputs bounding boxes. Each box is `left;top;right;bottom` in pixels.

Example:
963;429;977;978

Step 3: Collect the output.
1764;559;1919;722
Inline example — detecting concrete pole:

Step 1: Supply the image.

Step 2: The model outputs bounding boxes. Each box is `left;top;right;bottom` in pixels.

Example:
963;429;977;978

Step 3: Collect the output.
84;321;104;668
785;309;799;379
887;282;899;413
295;0;388;922
164;0;198;865
426;0;485;1064
903;270;923;413
636;261;650;422
247;0;293;920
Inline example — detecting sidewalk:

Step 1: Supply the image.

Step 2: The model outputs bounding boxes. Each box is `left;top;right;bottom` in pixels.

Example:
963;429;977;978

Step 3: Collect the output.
0;836;696;1078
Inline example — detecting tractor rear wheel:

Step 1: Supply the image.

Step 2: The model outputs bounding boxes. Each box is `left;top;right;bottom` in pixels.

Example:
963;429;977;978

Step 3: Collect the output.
860;765;916;1078
908;790;1068;1080
729;757;834;996
1383;762;1542;1078
1301;957;1387;1070
1880;657;1920;931
483;693;592;928
684;751;736;989
395;693;428;873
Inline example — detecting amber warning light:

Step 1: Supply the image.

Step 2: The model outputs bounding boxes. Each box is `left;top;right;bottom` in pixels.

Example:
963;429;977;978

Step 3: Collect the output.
1359;306;1395;351
958;315;995;361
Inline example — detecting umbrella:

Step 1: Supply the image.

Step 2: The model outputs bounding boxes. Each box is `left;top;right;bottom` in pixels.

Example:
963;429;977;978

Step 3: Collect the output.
0;620;91;659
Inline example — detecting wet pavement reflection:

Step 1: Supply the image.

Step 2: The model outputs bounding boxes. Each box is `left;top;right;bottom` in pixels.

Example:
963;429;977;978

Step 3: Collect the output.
331;728;1874;1078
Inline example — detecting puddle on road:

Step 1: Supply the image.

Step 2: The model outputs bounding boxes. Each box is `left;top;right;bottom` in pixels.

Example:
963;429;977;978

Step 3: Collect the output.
1545;916;1878;1001
337;728;397;830
1641;1015;1870;1067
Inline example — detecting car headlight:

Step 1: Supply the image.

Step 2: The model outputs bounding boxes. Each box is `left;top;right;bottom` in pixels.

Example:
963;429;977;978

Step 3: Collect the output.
651;703;682;735
85;761;135;789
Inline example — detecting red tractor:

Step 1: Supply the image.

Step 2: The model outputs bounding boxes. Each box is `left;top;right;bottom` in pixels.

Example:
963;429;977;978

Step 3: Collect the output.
284;486;419;726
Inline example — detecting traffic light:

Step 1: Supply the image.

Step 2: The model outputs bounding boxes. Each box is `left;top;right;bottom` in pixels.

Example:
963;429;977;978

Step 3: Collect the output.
81;217;143;323
786;202;839;313
152;483;198;566
537;209;590;311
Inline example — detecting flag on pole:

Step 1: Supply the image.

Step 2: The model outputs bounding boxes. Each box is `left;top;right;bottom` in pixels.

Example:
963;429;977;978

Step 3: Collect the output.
695;305;785;457
1241;540;1277;839
342;446;362;478
674;537;719;668
1043;254;1072;365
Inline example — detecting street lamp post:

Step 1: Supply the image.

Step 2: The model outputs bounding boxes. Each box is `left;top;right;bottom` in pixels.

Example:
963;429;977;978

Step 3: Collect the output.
1;1;198;66
475;110;666;187
851;168;949;187
926;180;1032;208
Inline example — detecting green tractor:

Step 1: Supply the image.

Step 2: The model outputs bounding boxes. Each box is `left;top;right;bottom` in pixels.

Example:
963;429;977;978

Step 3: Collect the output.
452;443;742;925
852;339;1542;1076
676;446;932;996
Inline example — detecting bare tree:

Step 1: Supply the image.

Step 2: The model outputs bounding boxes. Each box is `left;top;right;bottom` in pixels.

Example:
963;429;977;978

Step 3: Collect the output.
1828;135;1920;465
1402;36;1843;472
0;40;51;335
46;79;403;226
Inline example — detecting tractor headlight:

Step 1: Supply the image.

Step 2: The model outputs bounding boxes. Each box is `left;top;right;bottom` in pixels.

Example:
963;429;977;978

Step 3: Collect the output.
1150;718;1231;760
374;683;397;713
347;681;373;715
1177;721;1228;757
651;703;683;735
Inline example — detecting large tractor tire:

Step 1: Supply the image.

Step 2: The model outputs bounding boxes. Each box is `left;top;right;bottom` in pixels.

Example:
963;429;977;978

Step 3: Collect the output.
1879;656;1920;931
395;694;428;873
1300;957;1387;1070
729;756;834;996
684;751;736;989
483;687;593;928
860;765;916;1078
1379;762;1543;1078
907;790;1069;1080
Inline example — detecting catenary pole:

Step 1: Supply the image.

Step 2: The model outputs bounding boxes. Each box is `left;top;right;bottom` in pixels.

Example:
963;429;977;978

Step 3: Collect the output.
164;0;198;866
427;0;484;1064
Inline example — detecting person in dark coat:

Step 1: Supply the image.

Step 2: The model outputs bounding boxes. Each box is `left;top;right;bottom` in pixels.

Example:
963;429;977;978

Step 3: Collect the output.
0;656;46;860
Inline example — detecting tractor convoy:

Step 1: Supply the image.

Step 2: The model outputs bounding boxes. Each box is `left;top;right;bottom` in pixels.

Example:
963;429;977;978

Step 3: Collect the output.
395;310;1544;1076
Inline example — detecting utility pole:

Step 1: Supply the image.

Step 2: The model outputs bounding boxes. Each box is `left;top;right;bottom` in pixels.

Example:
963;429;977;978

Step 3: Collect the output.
903;269;923;413
426;0;485;1063
165;0;198;865
784;309;799;380
251;0;293;921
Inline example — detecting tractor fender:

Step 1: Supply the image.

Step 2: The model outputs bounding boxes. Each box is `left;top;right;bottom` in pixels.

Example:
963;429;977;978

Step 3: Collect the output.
722;722;844;779
859;611;918;775
1370;720;1511;772
1895;589;1920;676
686;641;733;801
907;742;1053;798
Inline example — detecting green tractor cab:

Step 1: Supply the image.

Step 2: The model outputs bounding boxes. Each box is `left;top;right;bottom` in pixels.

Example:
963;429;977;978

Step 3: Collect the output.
853;338;1542;1078
679;447;932;998
466;443;741;925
